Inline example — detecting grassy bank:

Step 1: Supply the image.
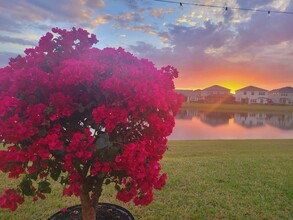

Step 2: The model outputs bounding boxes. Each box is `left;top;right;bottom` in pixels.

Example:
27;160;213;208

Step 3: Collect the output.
1;139;293;219
182;102;293;113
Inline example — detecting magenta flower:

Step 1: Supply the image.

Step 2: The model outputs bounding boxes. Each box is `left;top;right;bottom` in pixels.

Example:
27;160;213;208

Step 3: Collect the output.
0;27;183;219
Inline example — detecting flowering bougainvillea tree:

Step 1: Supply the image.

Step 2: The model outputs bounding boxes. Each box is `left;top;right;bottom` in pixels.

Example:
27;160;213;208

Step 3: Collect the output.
0;27;183;219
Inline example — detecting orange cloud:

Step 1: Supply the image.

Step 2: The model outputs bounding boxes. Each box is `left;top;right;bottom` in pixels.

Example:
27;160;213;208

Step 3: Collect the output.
127;25;155;34
118;12;138;21
83;0;105;8
151;8;173;17
91;16;108;27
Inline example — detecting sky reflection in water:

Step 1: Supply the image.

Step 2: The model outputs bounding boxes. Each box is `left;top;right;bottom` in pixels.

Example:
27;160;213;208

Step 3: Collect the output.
169;109;293;140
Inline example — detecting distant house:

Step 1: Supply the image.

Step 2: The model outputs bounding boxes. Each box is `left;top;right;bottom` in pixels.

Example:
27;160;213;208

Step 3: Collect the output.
176;89;203;102
235;86;269;104
269;87;293;105
194;89;203;102
202;85;230;96
176;90;196;102
202;85;234;103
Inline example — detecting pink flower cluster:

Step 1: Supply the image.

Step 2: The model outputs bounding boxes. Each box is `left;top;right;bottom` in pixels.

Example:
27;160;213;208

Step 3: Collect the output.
0;27;183;211
0;189;24;211
114;139;168;205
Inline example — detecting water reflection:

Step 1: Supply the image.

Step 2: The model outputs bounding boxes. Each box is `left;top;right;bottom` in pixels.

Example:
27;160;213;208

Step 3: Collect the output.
234;113;266;128
266;114;293;130
198;112;231;127
170;108;293;140
178;109;232;126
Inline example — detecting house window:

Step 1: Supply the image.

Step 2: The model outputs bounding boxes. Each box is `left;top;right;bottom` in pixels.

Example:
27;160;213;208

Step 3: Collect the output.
251;92;254;95
281;93;288;96
243;91;247;95
250;99;256;103
259;92;265;95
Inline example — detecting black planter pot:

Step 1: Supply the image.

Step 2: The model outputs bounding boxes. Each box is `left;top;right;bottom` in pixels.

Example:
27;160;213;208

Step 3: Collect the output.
48;203;135;220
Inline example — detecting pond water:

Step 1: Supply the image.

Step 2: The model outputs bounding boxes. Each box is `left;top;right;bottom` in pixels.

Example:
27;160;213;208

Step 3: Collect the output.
169;108;293;140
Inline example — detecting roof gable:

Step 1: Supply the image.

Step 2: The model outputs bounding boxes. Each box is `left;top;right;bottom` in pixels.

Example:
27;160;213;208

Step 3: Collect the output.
175;90;196;96
236;86;268;92
203;85;230;91
270;87;293;93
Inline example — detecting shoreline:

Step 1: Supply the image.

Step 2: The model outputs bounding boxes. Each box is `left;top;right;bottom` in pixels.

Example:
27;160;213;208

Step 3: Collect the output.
182;102;293;113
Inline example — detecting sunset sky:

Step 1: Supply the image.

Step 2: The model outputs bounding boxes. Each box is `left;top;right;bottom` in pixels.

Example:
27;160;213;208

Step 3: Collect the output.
1;0;293;92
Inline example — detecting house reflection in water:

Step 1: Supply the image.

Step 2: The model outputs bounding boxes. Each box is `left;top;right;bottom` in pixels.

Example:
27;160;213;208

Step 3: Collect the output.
176;109;197;120
198;112;231;127
176;109;232;127
176;109;293;130
266;114;293;130
234;113;266;128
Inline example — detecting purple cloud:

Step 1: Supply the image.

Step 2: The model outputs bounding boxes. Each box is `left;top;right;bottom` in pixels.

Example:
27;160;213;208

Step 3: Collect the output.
0;15;23;33
128;6;293;89
0;0;105;32
236;0;274;9
0;35;36;46
114;0;139;10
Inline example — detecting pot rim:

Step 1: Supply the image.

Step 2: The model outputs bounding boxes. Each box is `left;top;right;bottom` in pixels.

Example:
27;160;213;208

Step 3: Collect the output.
48;202;135;220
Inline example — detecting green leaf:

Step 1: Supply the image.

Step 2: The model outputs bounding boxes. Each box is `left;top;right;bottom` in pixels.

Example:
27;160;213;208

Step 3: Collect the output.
95;133;112;150
20;178;34;196
52;149;65;158
61;176;69;185
50;166;61;181
115;183;121;192
29;173;38;181
107;146;120;159
38;181;51;194
38;128;47;137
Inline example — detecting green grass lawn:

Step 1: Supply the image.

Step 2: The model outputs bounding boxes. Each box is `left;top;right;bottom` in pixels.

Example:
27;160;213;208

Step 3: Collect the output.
183;103;293;113
1;139;293;219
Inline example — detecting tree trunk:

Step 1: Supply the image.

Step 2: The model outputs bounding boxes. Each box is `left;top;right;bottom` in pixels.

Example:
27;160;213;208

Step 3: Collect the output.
80;179;104;220
80;191;96;220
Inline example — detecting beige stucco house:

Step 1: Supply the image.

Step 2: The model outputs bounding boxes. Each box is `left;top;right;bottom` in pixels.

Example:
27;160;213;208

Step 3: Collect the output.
269;87;293;105
202;85;233;103
202;85;230;97
235;86;269;104
176;89;203;102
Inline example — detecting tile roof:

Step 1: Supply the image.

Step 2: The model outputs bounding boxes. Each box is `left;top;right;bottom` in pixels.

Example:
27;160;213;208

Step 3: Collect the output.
236;86;268;92
270;87;293;93
203;85;230;91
